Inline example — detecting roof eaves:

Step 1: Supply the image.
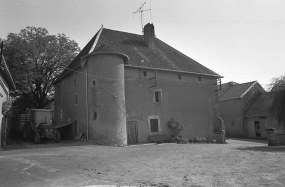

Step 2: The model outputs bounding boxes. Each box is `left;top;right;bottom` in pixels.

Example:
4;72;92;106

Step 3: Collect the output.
219;97;241;102
1;55;16;90
54;29;101;84
53;65;83;85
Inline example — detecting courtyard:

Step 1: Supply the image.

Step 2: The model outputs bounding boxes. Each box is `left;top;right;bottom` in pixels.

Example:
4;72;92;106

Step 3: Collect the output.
0;139;285;187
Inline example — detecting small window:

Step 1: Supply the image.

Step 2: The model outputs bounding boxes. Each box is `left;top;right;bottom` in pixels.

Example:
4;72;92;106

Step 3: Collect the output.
198;77;202;81
93;80;96;85
143;71;147;77
150;119;159;132
93;112;97;120
75;94;78;105
154;91;162;103
178;75;182;79
74;79;76;86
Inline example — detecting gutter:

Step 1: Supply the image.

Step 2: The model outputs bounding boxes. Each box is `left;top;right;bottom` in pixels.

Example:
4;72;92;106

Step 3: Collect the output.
79;25;103;140
243;114;272;118
124;65;223;78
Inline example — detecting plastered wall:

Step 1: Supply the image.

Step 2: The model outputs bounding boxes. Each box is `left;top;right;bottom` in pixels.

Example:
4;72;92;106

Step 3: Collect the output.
124;66;218;143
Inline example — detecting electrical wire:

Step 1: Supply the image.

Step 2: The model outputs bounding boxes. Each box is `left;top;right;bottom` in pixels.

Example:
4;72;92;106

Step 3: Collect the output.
4;42;284;85
150;0;152;22
61;65;138;81
62;64;221;86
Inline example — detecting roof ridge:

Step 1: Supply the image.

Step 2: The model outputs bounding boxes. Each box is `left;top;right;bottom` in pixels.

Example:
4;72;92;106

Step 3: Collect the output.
237;81;257;85
103;28;142;37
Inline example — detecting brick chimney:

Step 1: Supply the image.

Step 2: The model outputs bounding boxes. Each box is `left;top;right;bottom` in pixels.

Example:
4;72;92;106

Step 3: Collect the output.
143;23;155;49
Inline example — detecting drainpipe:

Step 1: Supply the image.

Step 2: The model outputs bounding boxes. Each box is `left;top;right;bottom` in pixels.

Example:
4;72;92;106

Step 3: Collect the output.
80;25;103;140
81;62;89;140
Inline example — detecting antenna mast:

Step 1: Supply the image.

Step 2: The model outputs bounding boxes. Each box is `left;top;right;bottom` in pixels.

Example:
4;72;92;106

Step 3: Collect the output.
133;2;151;33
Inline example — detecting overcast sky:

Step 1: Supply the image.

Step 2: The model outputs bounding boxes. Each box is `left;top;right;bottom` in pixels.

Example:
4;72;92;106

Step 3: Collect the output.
1;0;284;89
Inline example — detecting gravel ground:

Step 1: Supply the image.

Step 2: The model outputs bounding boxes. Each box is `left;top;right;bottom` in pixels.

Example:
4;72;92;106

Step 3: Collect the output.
0;138;285;187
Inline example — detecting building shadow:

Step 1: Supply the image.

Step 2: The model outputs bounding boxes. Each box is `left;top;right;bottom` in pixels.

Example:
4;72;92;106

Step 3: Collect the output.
236;146;285;152
227;138;267;144
3;139;93;151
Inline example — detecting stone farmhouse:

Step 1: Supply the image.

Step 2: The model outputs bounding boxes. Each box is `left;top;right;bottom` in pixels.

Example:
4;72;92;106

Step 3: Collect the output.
54;23;222;145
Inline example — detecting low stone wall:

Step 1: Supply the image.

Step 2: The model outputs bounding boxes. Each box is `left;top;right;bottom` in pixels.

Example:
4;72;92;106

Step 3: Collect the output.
267;133;285;146
211;132;226;143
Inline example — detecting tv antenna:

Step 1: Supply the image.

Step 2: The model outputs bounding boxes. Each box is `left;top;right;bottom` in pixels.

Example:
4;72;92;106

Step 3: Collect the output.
133;2;151;33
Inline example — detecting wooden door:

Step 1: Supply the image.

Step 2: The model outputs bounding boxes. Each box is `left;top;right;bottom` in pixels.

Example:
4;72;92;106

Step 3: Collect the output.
127;121;138;145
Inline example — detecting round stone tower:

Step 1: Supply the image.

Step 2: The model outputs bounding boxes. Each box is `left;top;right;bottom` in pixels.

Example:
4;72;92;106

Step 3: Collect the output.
84;50;129;145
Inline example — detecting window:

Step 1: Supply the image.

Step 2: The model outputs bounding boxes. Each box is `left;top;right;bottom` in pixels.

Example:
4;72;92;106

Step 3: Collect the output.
150;119;159;132
75;93;78;105
178;75;182;79
198;77;202;81
148;115;160;134
143;71;147;77
93;112;97;120
93;80;96;86
154;91;162;103
74;79;76;86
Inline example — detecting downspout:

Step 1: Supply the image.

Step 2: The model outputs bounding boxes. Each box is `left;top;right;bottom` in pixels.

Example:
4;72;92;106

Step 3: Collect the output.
81;61;89;140
81;24;103;140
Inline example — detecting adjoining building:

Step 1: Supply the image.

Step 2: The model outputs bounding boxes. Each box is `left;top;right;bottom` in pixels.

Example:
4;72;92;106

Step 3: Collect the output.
54;23;223;145
218;81;265;137
243;92;277;138
0;50;16;149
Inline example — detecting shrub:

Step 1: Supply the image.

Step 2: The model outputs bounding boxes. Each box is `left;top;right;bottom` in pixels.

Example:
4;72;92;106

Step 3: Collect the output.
179;137;188;144
170;135;179;143
167;118;185;136
193;137;202;143
2;101;12;116
201;137;207;143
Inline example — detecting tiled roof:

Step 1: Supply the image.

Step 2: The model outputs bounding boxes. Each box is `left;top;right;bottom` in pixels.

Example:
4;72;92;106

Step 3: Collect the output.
218;81;257;101
218;81;238;98
55;25;221;83
245;92;273;117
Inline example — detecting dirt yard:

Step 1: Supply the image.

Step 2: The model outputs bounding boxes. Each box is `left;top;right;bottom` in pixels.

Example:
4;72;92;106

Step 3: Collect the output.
1;139;285;187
